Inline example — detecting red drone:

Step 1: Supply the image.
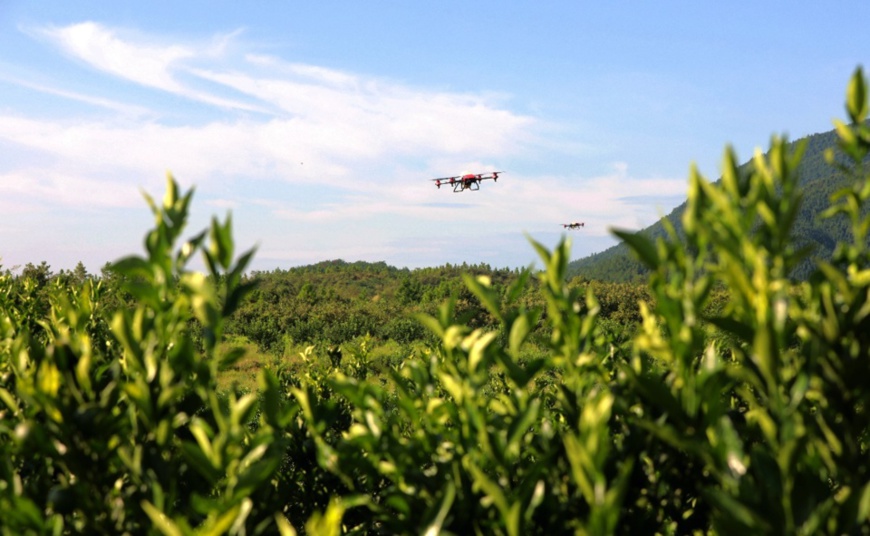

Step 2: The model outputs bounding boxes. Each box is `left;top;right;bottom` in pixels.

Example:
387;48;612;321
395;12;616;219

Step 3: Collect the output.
562;222;585;229
431;171;503;192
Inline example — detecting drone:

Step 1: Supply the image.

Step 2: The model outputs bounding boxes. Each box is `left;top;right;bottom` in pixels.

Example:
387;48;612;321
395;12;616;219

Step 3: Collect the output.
562;222;585;229
431;171;503;192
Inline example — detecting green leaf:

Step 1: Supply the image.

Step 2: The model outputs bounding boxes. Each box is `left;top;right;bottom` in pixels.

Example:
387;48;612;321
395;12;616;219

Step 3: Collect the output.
209;214;234;271
847;67;868;124
176;230;207;267
304;498;346;536
858;481;870;522
224;279;258;318
163;173;179;210
141;500;184;536
422;481;456;536
705;315;755;344
236;456;282;498
463;273;503;323
274;514;299;536
527;234;559;280
505;268;531;303
228;246;258;283
612;229;660;270
181;441;222;484
508;313;530;357
0;386;20;413
218;346;247;370
415;313;445;338
6;496;46;529
467;461;510;521
109;255;151;278
260;370;286;427
506;398;540;458
199;502;244;536
704;488;769;533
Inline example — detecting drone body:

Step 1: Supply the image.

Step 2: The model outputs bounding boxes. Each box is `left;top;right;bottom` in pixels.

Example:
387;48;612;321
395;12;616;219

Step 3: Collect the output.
562;222;585;229
431;171;503;192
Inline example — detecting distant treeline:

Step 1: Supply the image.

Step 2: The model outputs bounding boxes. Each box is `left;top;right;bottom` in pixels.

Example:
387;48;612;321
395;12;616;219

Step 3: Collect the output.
3;256;687;354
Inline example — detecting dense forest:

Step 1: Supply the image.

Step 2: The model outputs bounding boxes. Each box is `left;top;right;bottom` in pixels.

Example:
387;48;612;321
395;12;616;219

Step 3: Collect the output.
3;256;662;394
2;69;870;535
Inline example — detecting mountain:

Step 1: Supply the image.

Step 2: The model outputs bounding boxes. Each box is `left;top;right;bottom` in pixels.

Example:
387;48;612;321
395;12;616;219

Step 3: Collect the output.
566;127;864;282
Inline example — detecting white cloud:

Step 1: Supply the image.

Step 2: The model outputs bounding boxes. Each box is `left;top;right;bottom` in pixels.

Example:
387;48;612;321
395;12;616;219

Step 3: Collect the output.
465;164;688;233
36;22;265;112
3;21;685;270
0;74;153;117
43;21;193;92
0;170;142;208
2;23;540;205
188;57;534;157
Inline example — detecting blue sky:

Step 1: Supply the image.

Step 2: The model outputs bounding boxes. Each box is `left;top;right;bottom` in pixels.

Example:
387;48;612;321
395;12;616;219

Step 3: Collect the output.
1;2;868;274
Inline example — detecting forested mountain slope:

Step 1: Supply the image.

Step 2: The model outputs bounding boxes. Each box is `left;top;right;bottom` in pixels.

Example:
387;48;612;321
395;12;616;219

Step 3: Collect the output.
567;127;865;282
227;259;526;350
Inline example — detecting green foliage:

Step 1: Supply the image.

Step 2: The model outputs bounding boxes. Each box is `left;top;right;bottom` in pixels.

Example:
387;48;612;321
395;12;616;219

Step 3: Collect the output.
226;259;523;353
0;174;300;534
288;250;630;534
609;66;870;534
4;68;870;536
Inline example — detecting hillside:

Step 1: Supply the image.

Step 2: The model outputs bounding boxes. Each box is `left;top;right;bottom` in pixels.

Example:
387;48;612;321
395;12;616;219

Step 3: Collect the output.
567;127;863;282
228;259;527;351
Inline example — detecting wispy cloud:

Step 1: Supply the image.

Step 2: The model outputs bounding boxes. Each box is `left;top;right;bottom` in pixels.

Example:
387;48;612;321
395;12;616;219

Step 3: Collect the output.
188;57;535;157
1;21;544;221
0;74;153;117
450;164;688;233
36;22;265;112
2;21;689;271
41;22;194;92
0;169;143;209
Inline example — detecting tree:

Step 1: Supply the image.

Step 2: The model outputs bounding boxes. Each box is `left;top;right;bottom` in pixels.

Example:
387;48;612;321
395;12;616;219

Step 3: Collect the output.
19;261;52;287
71;261;89;286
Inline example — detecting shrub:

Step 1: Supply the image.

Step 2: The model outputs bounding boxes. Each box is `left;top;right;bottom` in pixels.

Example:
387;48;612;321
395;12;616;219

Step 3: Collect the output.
3;68;870;535
0;176;298;534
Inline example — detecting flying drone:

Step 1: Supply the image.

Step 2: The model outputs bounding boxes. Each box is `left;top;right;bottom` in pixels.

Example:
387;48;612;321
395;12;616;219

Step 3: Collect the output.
431;171;503;192
562;222;585;229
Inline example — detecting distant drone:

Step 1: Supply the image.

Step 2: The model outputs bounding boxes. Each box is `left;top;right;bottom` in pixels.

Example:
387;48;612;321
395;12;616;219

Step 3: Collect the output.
431;171;503;192
562;222;585;230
